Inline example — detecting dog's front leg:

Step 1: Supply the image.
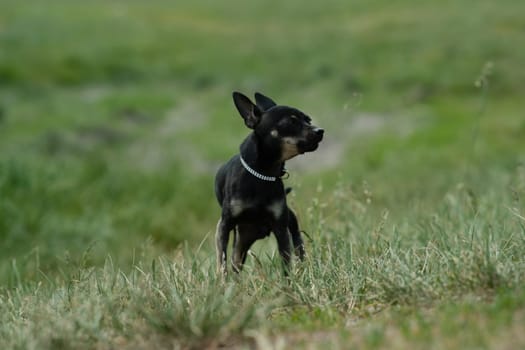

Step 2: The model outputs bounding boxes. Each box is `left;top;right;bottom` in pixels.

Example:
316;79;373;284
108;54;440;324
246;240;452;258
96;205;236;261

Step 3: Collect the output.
231;227;249;273
232;224;258;273
288;208;305;261
215;217;232;275
273;224;292;276
232;228;248;273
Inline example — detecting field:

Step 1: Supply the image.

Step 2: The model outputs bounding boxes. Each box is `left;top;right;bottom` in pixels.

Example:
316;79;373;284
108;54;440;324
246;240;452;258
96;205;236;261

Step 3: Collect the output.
1;0;525;348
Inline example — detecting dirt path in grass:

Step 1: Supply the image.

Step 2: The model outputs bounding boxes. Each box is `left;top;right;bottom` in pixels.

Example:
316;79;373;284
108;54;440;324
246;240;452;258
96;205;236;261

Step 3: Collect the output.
125;100;420;176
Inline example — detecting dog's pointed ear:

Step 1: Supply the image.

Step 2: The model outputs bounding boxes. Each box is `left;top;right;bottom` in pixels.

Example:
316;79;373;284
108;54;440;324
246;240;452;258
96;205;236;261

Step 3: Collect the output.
254;92;277;111
233;91;262;129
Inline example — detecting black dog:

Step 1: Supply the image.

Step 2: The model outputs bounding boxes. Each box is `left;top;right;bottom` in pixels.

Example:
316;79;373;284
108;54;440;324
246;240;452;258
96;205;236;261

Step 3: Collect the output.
214;92;324;275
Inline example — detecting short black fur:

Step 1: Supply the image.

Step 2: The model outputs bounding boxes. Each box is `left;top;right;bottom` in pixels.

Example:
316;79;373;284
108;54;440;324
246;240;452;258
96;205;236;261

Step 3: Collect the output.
214;92;324;275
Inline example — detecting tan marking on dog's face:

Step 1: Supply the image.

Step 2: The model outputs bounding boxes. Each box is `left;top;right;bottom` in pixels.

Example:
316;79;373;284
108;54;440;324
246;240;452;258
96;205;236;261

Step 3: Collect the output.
281;137;300;161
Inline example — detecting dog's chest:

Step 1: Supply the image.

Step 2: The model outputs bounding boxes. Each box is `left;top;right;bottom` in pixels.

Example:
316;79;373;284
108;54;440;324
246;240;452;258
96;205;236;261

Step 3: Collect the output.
230;198;285;220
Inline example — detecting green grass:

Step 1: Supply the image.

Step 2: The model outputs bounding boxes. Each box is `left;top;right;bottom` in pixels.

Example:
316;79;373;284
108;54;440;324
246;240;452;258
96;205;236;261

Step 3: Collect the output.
1;184;524;349
1;0;525;348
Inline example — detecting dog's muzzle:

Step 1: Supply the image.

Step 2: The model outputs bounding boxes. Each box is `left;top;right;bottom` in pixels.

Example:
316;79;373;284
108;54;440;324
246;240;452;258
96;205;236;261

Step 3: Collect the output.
299;127;324;153
313;128;324;141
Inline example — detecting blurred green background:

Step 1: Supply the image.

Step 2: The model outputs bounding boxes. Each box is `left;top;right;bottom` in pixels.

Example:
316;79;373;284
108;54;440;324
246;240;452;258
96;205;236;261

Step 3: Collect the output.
0;0;524;284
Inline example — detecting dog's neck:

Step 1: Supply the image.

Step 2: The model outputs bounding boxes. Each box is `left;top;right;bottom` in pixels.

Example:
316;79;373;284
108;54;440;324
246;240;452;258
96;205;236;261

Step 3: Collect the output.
240;133;284;178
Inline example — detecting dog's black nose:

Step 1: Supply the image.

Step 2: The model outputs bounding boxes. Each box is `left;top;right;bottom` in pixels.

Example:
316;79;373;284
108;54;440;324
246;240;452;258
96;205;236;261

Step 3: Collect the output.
315;128;324;137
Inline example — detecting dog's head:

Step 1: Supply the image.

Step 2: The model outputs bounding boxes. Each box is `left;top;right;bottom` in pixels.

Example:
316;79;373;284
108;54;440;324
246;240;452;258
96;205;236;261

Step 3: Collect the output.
233;91;324;161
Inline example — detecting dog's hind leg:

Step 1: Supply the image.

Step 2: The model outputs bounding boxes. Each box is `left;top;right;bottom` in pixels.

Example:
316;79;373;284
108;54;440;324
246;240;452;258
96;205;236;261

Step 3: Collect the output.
288;208;305;260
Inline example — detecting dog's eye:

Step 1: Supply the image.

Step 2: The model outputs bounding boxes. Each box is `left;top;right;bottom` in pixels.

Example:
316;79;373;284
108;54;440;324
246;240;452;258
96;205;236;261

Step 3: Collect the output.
289;116;301;125
304;116;312;125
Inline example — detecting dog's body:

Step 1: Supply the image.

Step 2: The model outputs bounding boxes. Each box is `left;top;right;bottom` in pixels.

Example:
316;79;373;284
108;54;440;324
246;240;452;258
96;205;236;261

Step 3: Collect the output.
214;92;323;274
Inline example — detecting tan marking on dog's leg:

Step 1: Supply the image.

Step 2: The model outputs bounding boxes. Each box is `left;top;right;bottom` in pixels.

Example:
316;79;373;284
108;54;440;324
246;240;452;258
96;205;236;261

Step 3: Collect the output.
230;199;247;217
267;200;285;220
